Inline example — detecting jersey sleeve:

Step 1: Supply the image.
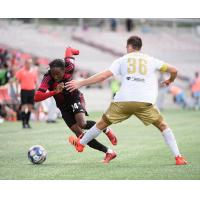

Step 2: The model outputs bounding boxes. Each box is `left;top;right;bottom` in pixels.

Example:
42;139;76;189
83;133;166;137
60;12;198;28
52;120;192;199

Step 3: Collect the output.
151;57;168;72
34;90;56;102
108;58;121;76
38;74;50;92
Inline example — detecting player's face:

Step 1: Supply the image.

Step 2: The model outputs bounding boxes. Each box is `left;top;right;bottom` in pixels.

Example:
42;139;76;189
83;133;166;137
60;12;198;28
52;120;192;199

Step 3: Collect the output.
126;44;134;53
50;67;65;82
25;59;32;70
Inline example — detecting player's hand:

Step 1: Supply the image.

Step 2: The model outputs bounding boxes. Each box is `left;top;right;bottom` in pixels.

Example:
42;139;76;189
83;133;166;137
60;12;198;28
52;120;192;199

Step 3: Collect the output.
65;80;81;92
54;82;65;93
160;79;172;87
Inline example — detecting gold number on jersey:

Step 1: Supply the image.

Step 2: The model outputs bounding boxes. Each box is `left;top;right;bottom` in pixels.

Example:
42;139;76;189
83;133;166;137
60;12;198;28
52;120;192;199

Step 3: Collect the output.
139;59;147;75
128;58;147;75
127;58;136;74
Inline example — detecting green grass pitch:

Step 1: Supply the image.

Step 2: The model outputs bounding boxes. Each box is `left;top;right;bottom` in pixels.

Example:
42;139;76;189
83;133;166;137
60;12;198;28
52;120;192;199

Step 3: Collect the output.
0;109;200;180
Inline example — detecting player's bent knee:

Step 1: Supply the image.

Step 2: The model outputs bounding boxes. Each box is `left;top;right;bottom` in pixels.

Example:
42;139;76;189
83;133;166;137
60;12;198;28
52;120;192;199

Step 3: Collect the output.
96;118;109;130
153;120;168;132
77;121;87;129
21;105;27;111
69;125;77;133
160;123;169;132
27;104;33;110
70;125;83;137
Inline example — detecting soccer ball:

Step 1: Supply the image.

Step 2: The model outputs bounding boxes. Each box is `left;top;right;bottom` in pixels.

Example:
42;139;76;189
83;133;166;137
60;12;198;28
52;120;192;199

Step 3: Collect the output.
28;145;47;164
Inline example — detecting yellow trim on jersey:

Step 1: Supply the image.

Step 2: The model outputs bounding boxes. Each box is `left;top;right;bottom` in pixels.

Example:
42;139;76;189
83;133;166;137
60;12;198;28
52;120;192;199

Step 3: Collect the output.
160;64;168;72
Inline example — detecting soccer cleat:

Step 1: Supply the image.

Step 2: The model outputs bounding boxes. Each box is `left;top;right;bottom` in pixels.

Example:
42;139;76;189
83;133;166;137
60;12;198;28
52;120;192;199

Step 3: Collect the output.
175;155;188;165
23;123;28;129
102;152;117;164
68;136;85;152
65;47;79;58
105;128;118;145
26;123;32;129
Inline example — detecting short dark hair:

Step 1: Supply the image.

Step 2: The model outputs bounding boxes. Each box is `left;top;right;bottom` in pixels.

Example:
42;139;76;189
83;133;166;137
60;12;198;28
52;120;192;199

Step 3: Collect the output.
127;36;142;50
49;59;65;69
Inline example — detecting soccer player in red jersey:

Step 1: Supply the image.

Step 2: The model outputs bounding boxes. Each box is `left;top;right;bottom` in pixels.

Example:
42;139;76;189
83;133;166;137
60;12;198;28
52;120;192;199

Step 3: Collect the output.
34;48;117;163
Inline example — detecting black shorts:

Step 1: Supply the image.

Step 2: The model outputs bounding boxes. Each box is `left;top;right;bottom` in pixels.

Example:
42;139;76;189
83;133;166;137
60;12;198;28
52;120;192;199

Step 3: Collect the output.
61;94;88;128
21;89;35;105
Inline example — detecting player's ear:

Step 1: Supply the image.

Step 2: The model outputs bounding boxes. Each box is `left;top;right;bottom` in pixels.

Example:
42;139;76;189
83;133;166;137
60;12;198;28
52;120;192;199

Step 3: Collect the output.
126;45;133;53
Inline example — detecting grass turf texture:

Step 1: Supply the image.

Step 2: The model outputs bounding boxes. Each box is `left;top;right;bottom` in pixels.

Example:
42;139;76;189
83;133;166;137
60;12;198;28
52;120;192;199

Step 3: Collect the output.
0;109;199;180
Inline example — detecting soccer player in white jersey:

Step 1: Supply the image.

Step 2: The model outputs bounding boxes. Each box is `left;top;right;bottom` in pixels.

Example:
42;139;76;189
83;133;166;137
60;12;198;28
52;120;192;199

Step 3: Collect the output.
66;35;187;165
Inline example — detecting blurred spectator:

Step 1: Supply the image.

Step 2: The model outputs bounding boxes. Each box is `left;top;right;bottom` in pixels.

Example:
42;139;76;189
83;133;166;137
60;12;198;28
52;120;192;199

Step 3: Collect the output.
15;58;38;128
168;85;188;108
4;104;17;121
0;115;4;123
0;104;5;123
110;78;120;99
42;97;59;123
125;18;134;32
190;71;200;110
157;74;168;111
0;65;11;86
0;63;11;118
0;46;51;123
0;49;9;68
110;19;117;32
0;84;11;104
0;84;16;122
0;53;18;122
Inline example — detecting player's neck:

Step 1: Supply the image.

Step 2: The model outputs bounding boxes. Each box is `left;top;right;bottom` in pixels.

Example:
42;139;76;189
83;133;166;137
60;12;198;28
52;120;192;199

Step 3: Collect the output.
127;50;140;54
24;67;32;71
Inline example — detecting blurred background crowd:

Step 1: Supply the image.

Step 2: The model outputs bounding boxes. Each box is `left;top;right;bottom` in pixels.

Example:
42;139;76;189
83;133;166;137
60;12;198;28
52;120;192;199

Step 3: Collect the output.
0;18;200;124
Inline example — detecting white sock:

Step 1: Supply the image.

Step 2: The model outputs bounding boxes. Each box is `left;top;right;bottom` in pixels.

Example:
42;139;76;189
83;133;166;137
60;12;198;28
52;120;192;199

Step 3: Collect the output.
80;125;102;145
162;128;181;157
107;148;114;154
103;127;110;134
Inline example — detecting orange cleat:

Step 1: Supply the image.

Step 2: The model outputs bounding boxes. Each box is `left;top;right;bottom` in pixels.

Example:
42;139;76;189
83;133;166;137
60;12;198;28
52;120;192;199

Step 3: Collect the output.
105;128;118;145
102;152;117;164
68;136;85;152
175;156;188;165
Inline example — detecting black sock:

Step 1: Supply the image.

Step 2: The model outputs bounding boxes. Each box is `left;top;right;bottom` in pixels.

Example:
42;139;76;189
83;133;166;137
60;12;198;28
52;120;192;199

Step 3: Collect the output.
26;111;31;124
86;120;107;133
21;111;26;125
85;120;96;129
88;139;108;153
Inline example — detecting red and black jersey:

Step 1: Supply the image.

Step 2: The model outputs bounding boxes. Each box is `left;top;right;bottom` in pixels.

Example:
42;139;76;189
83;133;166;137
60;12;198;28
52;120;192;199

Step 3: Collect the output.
64;57;75;74
37;60;81;109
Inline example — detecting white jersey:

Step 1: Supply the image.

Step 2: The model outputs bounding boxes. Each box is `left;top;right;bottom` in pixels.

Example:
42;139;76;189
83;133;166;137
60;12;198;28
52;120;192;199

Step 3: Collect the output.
108;52;166;104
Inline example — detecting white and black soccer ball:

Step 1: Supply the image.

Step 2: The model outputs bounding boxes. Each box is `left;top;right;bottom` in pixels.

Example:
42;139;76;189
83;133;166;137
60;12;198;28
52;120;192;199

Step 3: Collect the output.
28;145;47;164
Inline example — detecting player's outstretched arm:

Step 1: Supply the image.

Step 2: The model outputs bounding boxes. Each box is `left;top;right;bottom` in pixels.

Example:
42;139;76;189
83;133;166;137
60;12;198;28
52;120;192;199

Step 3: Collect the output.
161;64;177;86
34;90;57;102
66;70;113;92
34;83;64;102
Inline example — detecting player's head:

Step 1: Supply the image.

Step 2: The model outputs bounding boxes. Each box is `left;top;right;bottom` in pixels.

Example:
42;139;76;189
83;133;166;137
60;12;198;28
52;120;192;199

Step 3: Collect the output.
126;36;142;53
49;59;65;82
24;58;33;70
